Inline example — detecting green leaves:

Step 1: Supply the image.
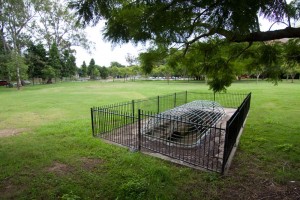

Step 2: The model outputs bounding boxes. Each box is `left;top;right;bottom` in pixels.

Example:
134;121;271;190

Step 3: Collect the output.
139;47;167;74
68;0;300;91
49;42;62;77
6;51;29;81
207;58;236;92
71;0;299;46
25;42;48;79
42;66;56;79
284;38;300;64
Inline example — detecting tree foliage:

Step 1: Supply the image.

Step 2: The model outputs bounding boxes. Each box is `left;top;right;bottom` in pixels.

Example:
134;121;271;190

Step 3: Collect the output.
0;0;40;88
61;49;77;78
282;38;300;82
70;0;300;45
49;42;62;78
80;61;88;77
99;66;109;79
6;51;28;81
25;42;48;82
69;0;300;91
0;0;90;86
109;66;119;81
87;58;97;79
35;0;93;52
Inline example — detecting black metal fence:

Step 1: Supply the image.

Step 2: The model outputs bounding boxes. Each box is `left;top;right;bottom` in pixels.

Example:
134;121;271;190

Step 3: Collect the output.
91;91;251;173
222;93;251;172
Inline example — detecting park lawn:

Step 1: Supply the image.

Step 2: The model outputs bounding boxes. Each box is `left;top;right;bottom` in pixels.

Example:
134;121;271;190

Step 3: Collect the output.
0;80;299;199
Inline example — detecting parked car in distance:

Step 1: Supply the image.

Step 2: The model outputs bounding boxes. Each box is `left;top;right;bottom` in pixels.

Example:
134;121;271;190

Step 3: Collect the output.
0;80;9;86
21;80;31;86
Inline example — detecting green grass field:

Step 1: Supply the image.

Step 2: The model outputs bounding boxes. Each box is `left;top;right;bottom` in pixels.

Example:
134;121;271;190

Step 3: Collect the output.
0;80;299;199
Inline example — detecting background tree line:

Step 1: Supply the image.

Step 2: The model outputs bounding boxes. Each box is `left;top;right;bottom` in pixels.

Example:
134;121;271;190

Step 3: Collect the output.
0;0;91;89
136;38;300;89
78;38;299;87
77;59;141;82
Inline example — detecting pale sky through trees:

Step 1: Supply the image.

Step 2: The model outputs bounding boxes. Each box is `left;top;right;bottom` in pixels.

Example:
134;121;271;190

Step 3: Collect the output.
72;20;148;67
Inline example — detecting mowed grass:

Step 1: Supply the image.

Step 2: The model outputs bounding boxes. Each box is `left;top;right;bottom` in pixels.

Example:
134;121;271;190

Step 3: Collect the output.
0;80;299;199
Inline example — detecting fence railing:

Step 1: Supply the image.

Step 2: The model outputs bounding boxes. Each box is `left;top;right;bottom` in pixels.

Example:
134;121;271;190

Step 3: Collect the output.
91;91;251;173
139;110;226;172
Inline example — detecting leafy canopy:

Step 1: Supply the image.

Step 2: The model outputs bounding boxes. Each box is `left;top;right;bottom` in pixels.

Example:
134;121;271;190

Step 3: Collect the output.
69;0;300;91
69;0;300;45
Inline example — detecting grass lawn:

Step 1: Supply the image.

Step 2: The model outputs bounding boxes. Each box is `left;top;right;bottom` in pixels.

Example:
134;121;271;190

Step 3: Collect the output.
0;80;299;199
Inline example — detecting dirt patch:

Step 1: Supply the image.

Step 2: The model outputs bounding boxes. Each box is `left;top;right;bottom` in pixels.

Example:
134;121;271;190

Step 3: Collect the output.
0;178;27;199
45;162;73;176
80;157;104;171
220;153;300;200
0;128;29;138
223;178;300;199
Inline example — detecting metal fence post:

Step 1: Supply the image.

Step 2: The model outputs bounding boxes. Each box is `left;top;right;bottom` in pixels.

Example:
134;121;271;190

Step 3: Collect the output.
221;126;229;174
131;100;135;117
157;95;160;114
185;90;188;103
132;100;135;121
174;92;177;108
91;107;95;136
138;109;141;151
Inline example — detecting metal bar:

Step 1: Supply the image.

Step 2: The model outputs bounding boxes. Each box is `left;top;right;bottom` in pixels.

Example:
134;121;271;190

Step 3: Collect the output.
174;92;177;108
157;95;160;114
132;99;135;121
91;107;95;136
222;124;229;174
185;90;188;103
138;109;141;151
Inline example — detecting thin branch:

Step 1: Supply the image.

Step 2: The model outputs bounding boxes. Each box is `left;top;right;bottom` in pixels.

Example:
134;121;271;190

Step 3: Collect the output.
186;29;216;45
227;41;253;64
268;21;289;31
183;43;190;56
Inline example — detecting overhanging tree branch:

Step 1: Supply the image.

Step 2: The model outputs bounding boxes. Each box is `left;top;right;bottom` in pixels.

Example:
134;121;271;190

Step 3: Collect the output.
226;27;300;43
186;25;300;46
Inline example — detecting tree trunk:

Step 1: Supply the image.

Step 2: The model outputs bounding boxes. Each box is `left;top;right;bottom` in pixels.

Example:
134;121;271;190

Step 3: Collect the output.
16;67;21;90
291;74;295;83
256;73;261;84
47;78;52;84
